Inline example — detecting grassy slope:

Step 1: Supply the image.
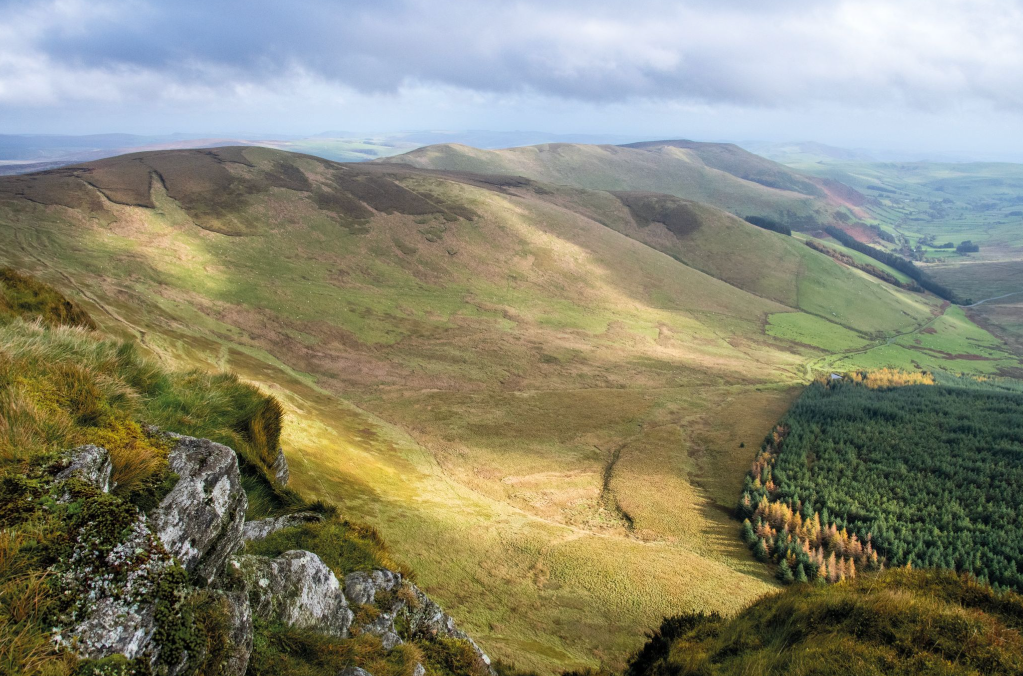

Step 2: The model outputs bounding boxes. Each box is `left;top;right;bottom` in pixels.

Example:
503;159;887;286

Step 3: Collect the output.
627;569;1023;676
377;143;831;223
0;147;1015;672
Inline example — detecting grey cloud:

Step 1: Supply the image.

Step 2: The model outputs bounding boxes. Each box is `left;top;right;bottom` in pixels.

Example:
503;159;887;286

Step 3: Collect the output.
3;0;1023;110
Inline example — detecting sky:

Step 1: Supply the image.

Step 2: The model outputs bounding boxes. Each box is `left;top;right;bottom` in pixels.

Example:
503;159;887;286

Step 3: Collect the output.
2;0;1023;156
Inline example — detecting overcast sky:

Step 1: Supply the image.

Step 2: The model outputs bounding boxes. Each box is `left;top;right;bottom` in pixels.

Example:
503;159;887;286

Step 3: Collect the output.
2;0;1022;155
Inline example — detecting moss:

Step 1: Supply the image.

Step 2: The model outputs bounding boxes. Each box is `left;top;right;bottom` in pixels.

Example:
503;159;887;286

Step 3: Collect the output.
248;621;425;676
0;474;48;527
74;654;152;676
151;566;205;673
185;591;234;676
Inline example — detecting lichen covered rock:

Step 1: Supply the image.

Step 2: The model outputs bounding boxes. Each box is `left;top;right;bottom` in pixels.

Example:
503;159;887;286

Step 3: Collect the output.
216;590;254;676
271;446;289;487
344;569;403;606
405;583;492;667
242;511;323;542
60;597;158;661
150;433;247;585
340;667;374;676
55;444;113;492
232;550;354;636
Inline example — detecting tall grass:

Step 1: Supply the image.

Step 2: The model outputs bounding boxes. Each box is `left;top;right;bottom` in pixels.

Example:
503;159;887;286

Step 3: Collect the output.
0;273;298;674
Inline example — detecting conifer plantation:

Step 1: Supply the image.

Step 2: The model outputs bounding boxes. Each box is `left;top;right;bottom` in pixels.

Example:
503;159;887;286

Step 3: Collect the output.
739;371;1023;590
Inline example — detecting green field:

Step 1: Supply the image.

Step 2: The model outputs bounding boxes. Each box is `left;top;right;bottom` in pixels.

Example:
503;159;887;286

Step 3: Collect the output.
0;146;1017;672
766;312;869;352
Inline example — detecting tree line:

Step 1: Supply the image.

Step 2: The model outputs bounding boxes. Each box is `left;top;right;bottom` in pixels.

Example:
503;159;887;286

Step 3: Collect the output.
804;239;916;290
824;226;968;303
743;215;792;236
738;372;1023;590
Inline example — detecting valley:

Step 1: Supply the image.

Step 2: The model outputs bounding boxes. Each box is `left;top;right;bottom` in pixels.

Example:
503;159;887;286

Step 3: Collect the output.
0;146;1019;673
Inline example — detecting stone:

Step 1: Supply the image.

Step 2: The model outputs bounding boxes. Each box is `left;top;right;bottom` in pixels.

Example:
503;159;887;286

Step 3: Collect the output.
343;569;403;606
58;598;157;661
232;550;354;637
55;444;113;492
271;446;289;487
150;433;248;585
216;590;253;676
404;583;492;668
413;663;426;676
242;511;323;542
340;668;373;676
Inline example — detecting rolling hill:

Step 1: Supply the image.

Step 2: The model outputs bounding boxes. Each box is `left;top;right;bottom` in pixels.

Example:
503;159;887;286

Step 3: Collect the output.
0;147;1016;672
376;140;869;226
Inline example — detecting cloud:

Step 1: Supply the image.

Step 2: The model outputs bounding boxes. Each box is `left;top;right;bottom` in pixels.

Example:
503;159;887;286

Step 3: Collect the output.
2;0;1023;114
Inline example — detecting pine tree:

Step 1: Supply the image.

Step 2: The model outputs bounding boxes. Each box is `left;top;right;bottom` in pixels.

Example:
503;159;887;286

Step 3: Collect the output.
754;537;769;562
795;563;808;583
777;559;794;583
741;519;756;545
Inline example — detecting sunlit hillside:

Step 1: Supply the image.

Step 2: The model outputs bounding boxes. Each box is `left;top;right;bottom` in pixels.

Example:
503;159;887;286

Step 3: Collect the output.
0;147;1016;672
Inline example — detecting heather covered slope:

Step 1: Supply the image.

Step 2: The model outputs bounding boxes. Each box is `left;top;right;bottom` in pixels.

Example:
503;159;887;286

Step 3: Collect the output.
0;147;1015;672
376;140;863;225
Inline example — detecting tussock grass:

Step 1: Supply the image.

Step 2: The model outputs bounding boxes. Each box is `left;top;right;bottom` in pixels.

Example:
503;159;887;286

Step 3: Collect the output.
0;273;297;675
627;569;1023;676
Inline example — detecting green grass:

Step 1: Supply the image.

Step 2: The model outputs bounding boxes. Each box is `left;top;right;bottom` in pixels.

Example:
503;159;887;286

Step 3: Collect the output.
766;312;869;352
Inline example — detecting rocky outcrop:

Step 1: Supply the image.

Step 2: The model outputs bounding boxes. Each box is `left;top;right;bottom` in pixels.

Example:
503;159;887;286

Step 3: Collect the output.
271;446;289;487
47;431;490;676
342;569;492;669
150;433;248;585
232;550;354;637
54;433;249;672
242;511;323;542
405;583;492;668
55;444;113;492
62;597;158;661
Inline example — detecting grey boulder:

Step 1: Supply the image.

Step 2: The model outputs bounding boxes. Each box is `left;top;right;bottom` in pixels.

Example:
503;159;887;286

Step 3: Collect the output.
150;434;248;585
340;668;373;676
59;598;156;661
344;569;403;606
232;550;353;637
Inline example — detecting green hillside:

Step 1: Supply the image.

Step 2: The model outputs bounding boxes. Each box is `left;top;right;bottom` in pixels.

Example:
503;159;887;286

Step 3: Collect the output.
775;157;1023;363
377;141;853;226
627;569;1023;676
0;147;1016;672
